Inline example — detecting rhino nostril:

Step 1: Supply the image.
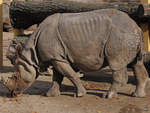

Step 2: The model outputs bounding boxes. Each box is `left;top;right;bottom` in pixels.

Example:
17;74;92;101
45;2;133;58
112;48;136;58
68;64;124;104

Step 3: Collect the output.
11;90;16;97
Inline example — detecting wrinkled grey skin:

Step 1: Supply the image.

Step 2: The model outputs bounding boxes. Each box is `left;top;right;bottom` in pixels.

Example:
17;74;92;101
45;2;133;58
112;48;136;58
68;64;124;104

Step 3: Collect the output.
4;9;149;98
6;34;150;76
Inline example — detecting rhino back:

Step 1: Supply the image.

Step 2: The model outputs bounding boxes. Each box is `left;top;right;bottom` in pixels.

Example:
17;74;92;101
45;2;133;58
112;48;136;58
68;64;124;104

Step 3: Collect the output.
58;12;112;71
94;9;140;34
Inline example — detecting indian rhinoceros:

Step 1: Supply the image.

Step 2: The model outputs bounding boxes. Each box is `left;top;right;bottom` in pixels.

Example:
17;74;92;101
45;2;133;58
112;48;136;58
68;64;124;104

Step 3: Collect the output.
6;34;150;77
3;9;149;98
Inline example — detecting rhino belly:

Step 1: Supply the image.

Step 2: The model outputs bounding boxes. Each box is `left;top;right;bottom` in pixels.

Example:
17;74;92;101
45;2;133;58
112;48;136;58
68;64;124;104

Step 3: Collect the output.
70;54;105;72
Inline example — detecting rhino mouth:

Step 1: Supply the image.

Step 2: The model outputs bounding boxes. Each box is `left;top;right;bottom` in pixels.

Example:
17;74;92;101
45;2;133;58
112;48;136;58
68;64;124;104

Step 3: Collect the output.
1;72;29;97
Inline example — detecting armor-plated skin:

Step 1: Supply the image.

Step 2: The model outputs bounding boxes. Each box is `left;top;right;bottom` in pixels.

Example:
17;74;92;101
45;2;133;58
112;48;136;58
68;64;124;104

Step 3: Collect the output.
4;9;149;98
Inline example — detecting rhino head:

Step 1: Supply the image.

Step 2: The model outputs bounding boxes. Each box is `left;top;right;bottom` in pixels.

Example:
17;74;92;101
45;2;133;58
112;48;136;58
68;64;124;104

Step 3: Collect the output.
3;35;39;96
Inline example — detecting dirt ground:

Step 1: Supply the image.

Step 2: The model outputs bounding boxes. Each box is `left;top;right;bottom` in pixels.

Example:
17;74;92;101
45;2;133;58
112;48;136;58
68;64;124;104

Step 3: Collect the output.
0;32;150;113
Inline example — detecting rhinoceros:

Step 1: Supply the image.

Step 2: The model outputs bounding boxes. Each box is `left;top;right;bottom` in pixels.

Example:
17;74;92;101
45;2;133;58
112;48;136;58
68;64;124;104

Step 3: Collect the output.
6;34;150;76
3;9;149;98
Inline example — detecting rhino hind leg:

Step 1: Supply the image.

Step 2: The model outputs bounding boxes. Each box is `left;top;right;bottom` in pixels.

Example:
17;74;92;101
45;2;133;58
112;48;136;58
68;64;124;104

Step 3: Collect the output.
105;67;128;98
132;60;149;97
46;68;64;97
52;60;86;97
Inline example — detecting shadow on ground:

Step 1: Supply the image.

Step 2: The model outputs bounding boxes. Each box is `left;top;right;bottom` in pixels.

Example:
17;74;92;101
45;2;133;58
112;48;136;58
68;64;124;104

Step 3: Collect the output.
82;69;136;85
0;67;136;98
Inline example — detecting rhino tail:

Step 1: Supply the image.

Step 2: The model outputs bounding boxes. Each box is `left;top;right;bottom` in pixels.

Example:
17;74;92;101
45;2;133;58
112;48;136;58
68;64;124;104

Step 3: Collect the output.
139;30;150;64
135;30;144;62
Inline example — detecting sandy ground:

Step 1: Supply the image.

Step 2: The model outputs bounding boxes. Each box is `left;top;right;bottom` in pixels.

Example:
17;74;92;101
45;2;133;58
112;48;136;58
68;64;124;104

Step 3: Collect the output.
0;32;150;113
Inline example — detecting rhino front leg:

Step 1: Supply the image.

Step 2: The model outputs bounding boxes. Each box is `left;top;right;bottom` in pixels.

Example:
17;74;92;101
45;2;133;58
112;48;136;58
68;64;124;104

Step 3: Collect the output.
132;60;149;97
46;68;64;97
52;61;86;97
106;67;127;98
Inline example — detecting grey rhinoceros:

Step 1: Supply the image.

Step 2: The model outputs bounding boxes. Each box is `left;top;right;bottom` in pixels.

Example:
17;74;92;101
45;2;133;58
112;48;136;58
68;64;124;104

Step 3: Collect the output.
3;9;149;98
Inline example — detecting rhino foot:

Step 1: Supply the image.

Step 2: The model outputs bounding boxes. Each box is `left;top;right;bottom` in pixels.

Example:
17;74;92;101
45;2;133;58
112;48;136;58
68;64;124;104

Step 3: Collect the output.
75;87;86;97
46;89;60;97
103;91;118;99
131;81;147;98
131;90;146;98
46;82;60;97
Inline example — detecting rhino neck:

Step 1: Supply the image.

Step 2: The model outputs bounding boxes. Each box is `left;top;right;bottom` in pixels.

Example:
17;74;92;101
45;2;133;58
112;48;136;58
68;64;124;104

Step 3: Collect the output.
21;38;39;68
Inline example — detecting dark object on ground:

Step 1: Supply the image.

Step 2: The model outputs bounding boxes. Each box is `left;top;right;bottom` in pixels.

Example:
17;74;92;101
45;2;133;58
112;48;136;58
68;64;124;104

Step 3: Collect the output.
9;0;144;29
